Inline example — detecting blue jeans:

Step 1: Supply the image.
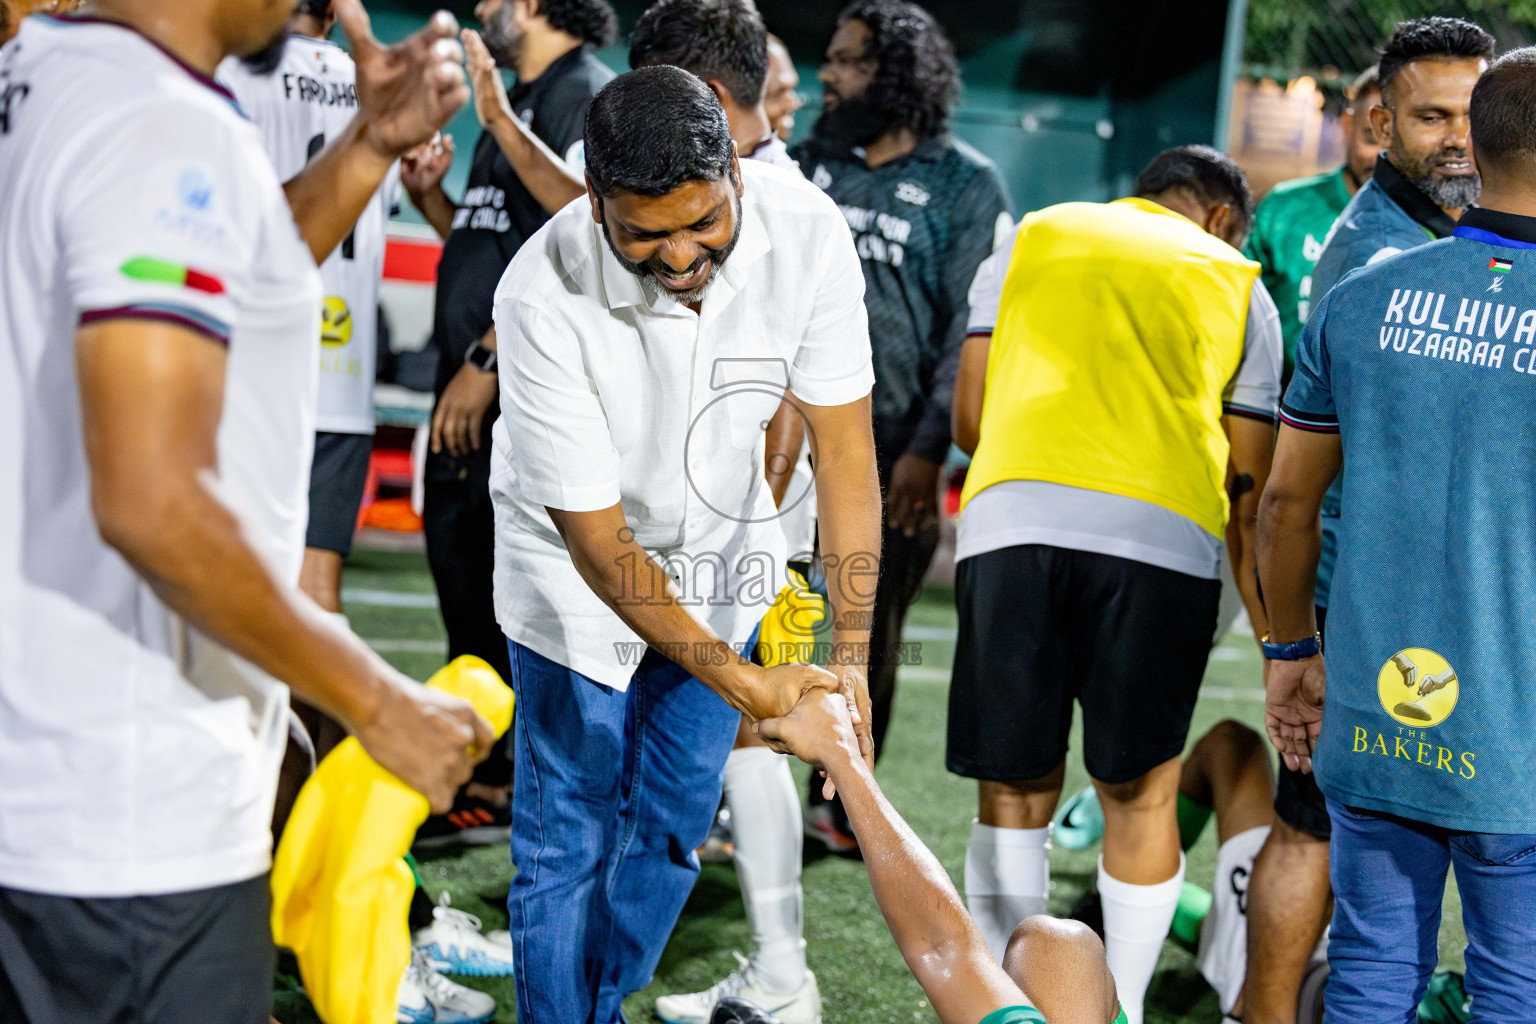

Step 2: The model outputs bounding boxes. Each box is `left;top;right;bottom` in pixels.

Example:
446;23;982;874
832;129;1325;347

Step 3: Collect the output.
505;639;741;1024
1326;801;1536;1023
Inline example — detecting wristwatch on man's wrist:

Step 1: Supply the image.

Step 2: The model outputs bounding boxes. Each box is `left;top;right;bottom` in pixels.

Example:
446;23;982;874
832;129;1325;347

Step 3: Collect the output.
1260;632;1322;661
465;340;497;373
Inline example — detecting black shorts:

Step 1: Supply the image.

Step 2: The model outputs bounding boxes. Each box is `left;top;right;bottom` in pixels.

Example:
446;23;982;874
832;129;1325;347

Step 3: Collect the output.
306;431;373;556
1274;604;1332;839
0;875;274;1024
947;544;1220;785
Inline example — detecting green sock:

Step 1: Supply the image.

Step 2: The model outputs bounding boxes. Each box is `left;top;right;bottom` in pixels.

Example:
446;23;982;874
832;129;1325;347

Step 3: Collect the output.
1177;792;1213;851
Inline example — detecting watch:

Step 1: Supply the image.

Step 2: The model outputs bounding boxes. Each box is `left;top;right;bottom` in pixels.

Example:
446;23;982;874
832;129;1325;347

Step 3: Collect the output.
465;340;497;373
1260;632;1322;661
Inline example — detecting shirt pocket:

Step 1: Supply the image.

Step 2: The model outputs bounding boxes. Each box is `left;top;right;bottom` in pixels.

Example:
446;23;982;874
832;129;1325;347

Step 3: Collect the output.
710;356;792;452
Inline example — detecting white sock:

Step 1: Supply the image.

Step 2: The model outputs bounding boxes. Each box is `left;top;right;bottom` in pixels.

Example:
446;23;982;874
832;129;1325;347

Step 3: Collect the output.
724;747;807;994
964;821;1051;962
1098;853;1185;1024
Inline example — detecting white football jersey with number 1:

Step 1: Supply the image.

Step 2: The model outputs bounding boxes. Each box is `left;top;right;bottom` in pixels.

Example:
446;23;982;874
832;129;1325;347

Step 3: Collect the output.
219;36;400;435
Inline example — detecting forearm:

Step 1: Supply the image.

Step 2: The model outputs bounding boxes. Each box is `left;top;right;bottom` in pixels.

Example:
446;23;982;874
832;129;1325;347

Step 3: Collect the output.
1227;491;1268;641
285;115;397;264
559;526;769;714
823;750;1007;1024
409;183;458;239
486;113;585;216
813;436;881;659
1256;493;1322;641
102;475;387;729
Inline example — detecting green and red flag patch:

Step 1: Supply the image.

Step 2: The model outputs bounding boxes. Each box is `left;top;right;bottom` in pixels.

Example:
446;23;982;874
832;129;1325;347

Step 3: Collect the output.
120;256;225;295
1489;257;1513;274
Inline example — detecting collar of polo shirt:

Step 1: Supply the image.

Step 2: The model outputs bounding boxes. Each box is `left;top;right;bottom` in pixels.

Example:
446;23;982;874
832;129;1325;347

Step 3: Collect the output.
590;194;773;313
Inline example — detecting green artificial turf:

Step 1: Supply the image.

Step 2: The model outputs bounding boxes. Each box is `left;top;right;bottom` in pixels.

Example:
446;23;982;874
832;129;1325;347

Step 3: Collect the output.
269;546;1466;1024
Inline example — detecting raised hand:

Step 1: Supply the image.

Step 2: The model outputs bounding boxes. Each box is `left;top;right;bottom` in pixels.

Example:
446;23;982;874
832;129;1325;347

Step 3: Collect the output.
1265;654;1326;773
461;28;516;132
334;0;470;159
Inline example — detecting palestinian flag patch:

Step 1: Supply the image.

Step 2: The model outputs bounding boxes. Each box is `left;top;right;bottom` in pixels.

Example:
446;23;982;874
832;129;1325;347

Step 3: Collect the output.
120;256;226;295
1490;257;1514;274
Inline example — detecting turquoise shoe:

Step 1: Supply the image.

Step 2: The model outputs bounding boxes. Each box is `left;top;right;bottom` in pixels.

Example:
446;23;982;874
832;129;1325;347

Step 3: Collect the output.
1052;786;1104;850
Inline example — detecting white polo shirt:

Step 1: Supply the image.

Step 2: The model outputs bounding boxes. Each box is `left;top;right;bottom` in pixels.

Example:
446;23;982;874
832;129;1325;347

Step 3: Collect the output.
0;17;320;897
489;159;873;690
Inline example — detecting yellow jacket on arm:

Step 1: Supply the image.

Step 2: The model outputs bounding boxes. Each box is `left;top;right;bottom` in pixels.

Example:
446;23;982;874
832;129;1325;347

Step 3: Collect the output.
959;197;1259;538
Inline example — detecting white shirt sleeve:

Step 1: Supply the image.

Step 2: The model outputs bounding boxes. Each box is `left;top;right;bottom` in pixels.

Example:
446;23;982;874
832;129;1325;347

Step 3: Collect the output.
788;212;875;407
497;298;623;512
62;103;266;347
1224;278;1284;421
965;220;1023;335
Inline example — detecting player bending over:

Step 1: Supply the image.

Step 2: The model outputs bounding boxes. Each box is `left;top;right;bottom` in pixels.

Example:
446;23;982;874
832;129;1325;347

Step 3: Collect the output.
759;692;1125;1024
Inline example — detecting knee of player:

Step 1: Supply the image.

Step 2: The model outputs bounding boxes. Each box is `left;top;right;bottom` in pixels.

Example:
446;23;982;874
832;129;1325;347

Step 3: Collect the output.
1002;917;1109;1001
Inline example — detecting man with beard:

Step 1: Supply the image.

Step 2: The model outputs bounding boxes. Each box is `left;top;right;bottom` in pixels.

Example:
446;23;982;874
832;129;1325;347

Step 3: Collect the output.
629;7;825;1021
400;0;614;846
1243;22;1493;1024
1261;47;1536;1023
0;1;489;1022
488;66;881;1024
793;0;1012;852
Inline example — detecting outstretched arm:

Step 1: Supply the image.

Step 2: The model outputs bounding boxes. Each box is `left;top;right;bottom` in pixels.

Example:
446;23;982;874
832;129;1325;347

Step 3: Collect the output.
758;694;1026;1024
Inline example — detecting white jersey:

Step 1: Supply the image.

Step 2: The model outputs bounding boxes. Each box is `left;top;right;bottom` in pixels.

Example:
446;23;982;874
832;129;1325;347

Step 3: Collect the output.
219;37;398;435
0;16;321;897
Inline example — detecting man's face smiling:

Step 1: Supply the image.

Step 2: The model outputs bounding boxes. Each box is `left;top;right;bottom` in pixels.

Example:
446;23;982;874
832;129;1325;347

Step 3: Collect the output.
1373;57;1487;210
595;165;744;305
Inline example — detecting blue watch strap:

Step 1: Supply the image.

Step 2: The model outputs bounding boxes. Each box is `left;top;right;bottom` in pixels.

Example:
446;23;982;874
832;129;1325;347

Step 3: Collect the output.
1261;633;1322;661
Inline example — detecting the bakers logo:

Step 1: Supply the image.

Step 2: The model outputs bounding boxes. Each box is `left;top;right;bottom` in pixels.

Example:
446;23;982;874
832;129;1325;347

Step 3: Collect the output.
1353;648;1474;779
1378;648;1458;726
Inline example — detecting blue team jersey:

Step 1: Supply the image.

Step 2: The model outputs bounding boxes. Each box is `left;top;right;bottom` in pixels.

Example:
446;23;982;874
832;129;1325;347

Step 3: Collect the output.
1282;207;1536;833
1307;155;1456;606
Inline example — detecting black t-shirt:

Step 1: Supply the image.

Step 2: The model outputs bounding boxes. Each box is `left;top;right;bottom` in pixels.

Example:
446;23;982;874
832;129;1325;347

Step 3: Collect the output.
791;135;1012;465
430;43;612;398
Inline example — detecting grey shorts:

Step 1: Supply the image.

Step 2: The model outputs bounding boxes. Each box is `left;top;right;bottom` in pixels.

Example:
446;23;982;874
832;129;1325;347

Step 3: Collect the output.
0;874;273;1024
306;430;373;556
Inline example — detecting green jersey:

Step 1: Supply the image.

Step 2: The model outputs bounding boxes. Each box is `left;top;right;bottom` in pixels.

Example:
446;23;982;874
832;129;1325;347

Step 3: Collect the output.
1243;167;1354;381
979;1005;1129;1024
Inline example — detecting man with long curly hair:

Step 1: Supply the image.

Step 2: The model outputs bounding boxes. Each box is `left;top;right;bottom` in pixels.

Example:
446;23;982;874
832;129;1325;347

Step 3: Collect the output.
792;0;1012;853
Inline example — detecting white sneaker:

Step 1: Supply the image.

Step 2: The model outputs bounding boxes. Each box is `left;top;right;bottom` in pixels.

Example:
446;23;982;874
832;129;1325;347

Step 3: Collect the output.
396;949;497;1024
654;952;821;1024
413;893;515;977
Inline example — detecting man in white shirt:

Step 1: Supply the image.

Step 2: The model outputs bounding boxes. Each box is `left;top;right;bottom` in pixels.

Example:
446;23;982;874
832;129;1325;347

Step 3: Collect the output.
0;3;489;1022
628;7;822;1022
219;0;401;623
489;66;880;1024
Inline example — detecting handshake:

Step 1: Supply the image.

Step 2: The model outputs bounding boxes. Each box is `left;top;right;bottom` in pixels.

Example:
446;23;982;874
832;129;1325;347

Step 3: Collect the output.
745;662;873;787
